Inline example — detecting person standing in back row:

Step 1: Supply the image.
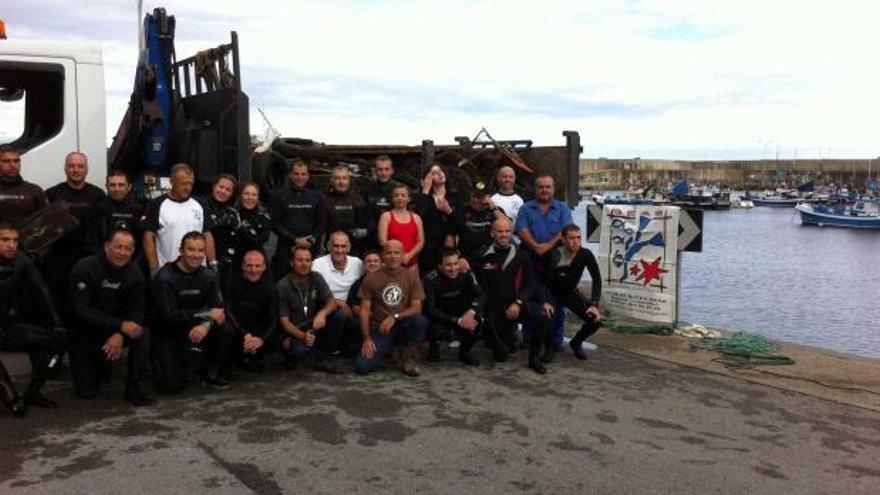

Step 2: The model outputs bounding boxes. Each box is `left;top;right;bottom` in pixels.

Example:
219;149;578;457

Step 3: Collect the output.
44;151;106;311
0;145;47;226
514;174;572;355
491;166;524;231
377;184;423;271
83;169;144;261
269;159;324;280
362;155;397;249
141;163;217;277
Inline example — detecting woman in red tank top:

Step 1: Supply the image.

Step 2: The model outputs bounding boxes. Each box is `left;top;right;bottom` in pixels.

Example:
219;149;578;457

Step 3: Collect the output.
378;183;424;269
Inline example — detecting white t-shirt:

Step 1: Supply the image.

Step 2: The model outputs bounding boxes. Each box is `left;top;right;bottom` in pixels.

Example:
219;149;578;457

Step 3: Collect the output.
142;195;207;267
312;254;364;301
492;192;524;223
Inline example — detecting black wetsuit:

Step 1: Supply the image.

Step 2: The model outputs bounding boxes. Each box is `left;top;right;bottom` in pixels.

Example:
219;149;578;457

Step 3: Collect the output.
151;261;234;393
542;246;603;347
44;182;106;309
0;175;47;226
422;269;485;355
322;188;368;255
472;243;551;365
0;251;63;412
68;254;150;398
223;270;278;365
214;206;273;276
200;196;237;274
83;194;145;259
361;179;395;249
268;183;324;279
454;205;500;259
199;196;233;231
414;191;461;274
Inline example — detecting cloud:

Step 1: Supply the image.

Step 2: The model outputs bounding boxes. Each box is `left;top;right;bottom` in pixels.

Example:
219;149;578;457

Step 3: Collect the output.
3;0;879;158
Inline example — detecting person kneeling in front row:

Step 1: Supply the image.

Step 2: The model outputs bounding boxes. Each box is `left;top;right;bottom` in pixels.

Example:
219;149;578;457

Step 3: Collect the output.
0;223;64;417
355;240;427;376
151;232;235;393
275;246;344;374
68;230;154;406
540;224;603;361
422;248;484;366
223;250;278;373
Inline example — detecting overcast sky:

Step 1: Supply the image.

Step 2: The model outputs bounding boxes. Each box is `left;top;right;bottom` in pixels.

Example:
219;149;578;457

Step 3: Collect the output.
3;0;879;159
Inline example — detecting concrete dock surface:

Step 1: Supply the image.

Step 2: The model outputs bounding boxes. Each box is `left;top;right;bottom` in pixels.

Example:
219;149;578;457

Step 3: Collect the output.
1;330;879;494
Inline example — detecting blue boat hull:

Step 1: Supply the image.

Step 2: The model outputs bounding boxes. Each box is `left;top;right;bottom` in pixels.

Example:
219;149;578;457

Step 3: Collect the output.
796;205;880;228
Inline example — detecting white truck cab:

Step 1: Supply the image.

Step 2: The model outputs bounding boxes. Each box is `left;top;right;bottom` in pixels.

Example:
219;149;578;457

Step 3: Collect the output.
0;39;107;189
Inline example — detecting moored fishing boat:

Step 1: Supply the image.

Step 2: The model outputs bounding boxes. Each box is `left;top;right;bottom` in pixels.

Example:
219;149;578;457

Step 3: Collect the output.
795;200;880;228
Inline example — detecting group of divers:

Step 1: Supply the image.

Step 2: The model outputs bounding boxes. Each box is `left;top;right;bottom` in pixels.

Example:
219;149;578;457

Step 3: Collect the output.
0;144;602;418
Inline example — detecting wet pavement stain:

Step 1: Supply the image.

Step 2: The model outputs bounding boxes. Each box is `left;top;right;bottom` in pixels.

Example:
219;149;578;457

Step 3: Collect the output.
678;435;708;446
333;389;406;419
838;463;880;479
589;431;615;445
289;412;348;445
635;417;688;431
198;441;282;495
430;409;530;437
595;411;618;423
753;463;787;480
355;419;416;446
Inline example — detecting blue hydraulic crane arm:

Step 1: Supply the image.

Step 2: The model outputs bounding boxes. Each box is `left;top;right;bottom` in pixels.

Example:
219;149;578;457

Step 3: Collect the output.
141;8;175;177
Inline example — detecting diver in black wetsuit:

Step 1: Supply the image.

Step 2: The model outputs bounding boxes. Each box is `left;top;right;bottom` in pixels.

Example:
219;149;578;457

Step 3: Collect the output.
151;231;234;393
68;230;154;405
471;217;555;374
0;223;64;417
422;248;485;366
361;155;397;249
540;224;603;360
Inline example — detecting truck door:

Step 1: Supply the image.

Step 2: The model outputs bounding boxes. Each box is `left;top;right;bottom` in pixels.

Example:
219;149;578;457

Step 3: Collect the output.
0;56;78;188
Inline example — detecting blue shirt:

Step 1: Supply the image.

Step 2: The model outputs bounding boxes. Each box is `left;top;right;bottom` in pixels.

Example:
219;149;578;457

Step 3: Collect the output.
514;199;573;243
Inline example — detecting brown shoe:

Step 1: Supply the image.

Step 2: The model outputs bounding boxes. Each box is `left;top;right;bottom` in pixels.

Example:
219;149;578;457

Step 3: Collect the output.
400;345;421;377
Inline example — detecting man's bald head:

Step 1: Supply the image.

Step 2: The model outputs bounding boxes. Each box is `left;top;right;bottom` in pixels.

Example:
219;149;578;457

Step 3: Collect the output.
491;217;513;247
383;239;405;269
496;166;516;194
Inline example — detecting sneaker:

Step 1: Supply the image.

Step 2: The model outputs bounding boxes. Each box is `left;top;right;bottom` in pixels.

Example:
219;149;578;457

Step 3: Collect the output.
313;360;344;375
124;390;157;407
201;375;230;390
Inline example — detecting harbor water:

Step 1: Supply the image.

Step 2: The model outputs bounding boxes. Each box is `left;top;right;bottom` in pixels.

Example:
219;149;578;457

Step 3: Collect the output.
573;201;880;359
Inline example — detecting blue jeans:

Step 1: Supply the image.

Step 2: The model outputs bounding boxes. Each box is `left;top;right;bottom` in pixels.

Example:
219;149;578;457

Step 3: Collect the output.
355;314;428;374
283;309;344;361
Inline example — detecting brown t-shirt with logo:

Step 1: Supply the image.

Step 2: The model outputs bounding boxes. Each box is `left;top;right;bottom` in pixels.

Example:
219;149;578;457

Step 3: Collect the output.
357;267;425;330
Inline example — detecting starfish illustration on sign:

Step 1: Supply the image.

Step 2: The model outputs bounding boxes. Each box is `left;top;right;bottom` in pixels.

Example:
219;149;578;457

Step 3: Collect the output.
635;256;668;286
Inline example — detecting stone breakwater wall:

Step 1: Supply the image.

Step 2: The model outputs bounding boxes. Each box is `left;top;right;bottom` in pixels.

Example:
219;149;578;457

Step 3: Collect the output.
580;158;879;189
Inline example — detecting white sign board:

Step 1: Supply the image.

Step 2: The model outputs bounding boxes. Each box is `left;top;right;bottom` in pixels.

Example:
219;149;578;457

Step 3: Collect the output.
598;205;680;324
